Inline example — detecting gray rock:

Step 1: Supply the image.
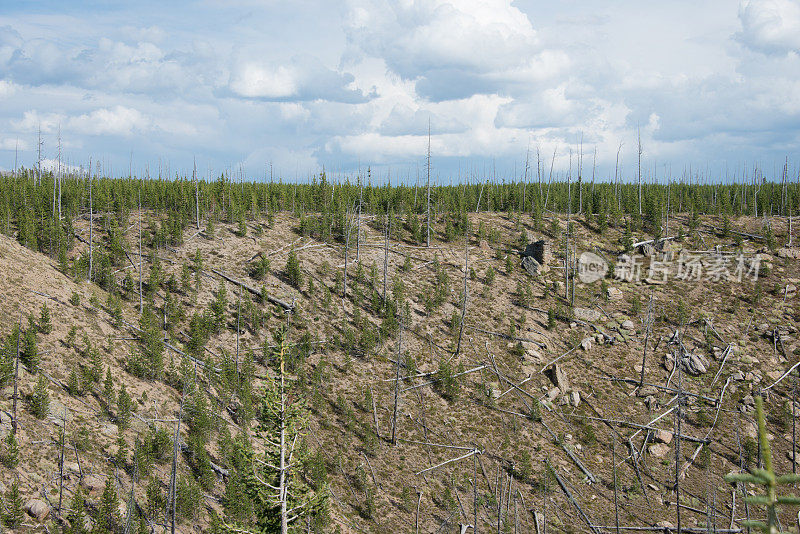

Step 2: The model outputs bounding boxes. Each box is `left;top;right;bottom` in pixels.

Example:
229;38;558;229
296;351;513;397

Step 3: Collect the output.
544;363;570;391
580;337;592;351
621;320;635;331
607;286;623;300
522;255;543;276
573;307;601;322
25;499;49;520
637;386;659;397
648;443;670;458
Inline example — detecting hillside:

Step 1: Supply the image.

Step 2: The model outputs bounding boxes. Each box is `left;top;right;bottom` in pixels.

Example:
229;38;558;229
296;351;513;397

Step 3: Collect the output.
1;206;800;533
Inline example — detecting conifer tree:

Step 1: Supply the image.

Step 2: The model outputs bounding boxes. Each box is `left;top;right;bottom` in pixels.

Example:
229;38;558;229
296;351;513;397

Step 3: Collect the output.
93;478;121;534
38;302;52;334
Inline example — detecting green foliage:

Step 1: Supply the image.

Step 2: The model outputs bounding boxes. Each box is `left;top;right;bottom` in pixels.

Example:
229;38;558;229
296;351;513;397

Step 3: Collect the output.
249;255;271;280
117;384;134;429
435;360;463;401
65;486;88;534
286;247;303;288
21;319;39;372
94;478;121;534
29;373;50;418
485;265;496;285
1;432;19;468
38;302;52;334
3;479;24;529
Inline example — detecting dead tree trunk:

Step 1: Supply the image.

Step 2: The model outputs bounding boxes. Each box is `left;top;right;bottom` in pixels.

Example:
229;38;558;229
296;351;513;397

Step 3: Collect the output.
455;228;469;358
426;120;431;248
88;165;93;282
383;213;389;302
138;190;143;316
391;321;403;446
194;158;200;231
12;317;20;435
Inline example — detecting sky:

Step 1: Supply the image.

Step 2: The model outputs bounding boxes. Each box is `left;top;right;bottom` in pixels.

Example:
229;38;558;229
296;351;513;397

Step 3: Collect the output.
0;0;799;183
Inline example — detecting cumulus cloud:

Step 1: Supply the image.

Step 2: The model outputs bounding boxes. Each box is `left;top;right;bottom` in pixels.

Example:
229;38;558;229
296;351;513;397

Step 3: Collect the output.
344;0;565;100
227;54;370;103
737;0;800;55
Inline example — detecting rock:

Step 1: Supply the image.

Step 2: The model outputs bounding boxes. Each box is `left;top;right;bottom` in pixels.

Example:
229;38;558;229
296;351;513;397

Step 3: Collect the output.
569;390;581;407
788;450;798;462
740;355;759;364
82;474;105;493
637;386;659;397
664;354;675;372
580;338;592;351
657;521;675;530
654;430;673;444
546;387;561;401
607;286;623;300
544;363;570;391
573;307;601;322
648;443;671;458
731;370;745;381
523;240;550;268
777;248;800;259
25;499;49;520
526;349;543;363
644;395;657;410
785;283;797;295
621;320;635;331
743;395;755;406
522;255;543;276
681;353;709;375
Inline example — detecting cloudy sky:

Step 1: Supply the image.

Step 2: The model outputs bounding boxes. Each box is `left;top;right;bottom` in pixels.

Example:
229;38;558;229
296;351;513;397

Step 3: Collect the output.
1;0;799;182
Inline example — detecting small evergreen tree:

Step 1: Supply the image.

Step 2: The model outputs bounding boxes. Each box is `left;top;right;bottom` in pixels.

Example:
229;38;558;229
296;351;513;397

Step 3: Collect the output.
38;302;52;334
93;478;121;534
65;486;89;534
3;479;24;529
286;247;302;288
117;384;133;430
29;374;50;418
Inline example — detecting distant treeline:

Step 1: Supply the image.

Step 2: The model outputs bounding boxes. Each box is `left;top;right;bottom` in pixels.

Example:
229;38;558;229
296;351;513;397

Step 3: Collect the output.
0;167;796;260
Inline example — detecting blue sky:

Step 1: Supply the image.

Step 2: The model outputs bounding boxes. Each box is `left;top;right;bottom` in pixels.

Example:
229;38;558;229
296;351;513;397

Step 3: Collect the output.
1;0;799;183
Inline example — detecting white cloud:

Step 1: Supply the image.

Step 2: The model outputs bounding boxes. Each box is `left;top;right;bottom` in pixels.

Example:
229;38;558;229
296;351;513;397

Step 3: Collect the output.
227;54;369;103
737;0;800;55
67;106;149;136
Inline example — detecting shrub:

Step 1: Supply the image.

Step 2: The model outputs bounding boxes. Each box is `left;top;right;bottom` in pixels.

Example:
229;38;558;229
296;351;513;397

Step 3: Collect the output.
249;255;271;280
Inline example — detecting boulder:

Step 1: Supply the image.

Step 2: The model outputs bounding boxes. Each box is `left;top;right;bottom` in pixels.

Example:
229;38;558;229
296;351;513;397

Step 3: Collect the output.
580;337;592;351
681;353;709;375
546;387;561;401
523;240;550;267
777;248;800;259
637;386;659;397
648;443;671;458
544;363;570;391
25;499;49;520
573;307;601;322
621;320;635;331
82;474;105;493
569;390;581;407
654;430;673;444
522;255;543;276
607;286;623;300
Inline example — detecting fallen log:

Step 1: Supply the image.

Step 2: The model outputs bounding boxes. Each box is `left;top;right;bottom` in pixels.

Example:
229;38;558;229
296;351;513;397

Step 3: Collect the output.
208;268;294;311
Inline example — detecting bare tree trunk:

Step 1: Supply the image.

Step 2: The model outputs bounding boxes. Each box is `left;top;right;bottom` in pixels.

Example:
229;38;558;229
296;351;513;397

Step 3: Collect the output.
427;120;431;248
638;125;643;216
612;432;620;534
455;227;469;358
12;316;20;435
357;173;363;261
391;321;403;446
58;125;62;220
168;385;187;533
280;344;289;534
383;214;390;302
194;158;200;231
138;190;143;316
58;411;66;516
88;165;93;282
